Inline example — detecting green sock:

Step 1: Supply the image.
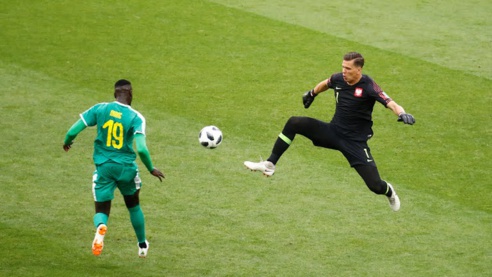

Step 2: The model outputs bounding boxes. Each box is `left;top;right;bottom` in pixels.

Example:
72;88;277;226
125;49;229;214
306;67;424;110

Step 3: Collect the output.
93;213;108;228
128;205;146;243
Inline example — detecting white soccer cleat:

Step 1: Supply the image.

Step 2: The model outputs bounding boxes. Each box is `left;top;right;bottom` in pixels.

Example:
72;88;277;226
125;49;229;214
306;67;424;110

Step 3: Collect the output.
92;224;107;256
244;160;275;177
386;183;400;212
138;240;149;258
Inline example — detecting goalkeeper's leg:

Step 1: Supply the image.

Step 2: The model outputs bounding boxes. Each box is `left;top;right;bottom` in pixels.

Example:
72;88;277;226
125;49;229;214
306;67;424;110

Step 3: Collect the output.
245;116;330;176
268;116;327;164
354;165;400;211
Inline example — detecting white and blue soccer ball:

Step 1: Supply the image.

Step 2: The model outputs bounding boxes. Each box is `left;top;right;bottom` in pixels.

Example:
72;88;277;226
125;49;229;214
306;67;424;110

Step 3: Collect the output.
198;125;223;149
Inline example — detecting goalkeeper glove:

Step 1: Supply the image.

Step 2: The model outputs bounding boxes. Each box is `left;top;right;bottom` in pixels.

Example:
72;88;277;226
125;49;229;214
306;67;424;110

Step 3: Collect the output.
397;113;416;125
302;89;316;109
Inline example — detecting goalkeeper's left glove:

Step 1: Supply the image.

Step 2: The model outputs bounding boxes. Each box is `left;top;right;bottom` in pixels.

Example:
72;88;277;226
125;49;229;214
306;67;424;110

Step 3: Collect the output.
397;113;416;125
302;89;316;109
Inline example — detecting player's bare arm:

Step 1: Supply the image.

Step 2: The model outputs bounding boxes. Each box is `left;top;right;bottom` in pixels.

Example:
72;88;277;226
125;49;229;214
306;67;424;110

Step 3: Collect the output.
313;79;330;95
386;101;405;116
387;100;416;125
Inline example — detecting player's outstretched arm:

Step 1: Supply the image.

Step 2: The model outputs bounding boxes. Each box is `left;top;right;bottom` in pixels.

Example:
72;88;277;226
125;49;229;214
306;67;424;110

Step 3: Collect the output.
386;101;415;125
135;134;165;181
63;119;87;152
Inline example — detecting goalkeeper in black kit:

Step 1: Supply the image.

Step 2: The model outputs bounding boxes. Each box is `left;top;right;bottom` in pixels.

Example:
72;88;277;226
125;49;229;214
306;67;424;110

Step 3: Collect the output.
244;52;415;211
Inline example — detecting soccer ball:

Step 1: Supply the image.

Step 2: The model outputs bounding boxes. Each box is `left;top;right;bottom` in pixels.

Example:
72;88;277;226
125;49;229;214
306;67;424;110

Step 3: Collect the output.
198;125;223;149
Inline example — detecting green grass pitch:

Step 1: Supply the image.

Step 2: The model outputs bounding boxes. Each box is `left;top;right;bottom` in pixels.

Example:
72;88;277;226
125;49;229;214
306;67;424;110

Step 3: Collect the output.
0;1;490;276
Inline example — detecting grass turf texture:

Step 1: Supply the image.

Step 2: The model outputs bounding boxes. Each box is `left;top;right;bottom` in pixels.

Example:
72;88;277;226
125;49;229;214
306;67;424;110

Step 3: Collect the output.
1;0;490;276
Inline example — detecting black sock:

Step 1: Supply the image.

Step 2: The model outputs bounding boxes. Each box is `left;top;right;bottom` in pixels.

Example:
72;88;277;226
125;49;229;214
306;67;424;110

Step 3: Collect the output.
267;153;280;165
268;137;292;165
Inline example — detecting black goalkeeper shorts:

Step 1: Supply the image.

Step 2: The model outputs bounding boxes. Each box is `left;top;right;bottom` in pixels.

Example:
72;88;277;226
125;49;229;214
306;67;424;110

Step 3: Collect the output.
300;118;377;167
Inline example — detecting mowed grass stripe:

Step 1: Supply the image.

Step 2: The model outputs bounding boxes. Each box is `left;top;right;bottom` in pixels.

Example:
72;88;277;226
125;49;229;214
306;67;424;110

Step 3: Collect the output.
207;0;492;79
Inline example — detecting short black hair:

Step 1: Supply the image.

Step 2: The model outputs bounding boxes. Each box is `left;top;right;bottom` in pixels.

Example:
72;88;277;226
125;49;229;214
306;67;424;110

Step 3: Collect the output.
115;79;131;88
343;52;364;68
114;79;132;95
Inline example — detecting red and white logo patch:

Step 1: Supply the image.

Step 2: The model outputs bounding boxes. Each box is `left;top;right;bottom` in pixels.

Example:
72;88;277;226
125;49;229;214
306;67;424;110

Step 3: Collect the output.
354;87;363;97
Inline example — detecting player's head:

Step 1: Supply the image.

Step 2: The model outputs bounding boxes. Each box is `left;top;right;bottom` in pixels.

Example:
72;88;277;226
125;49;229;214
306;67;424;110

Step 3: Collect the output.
114;79;133;105
342;52;364;85
344;52;364;68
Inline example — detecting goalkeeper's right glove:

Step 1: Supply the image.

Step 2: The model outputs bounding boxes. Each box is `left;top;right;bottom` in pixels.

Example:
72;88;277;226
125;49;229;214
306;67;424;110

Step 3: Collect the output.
302;89;316;109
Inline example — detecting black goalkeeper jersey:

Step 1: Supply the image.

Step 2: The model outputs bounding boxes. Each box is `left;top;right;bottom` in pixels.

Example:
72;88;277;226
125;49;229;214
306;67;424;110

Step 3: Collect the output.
326;73;393;141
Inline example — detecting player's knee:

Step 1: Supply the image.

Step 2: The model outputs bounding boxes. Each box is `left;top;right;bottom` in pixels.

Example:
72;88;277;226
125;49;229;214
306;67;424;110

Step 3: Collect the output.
95;201;111;215
284;116;307;135
123;192;140;209
286;116;303;127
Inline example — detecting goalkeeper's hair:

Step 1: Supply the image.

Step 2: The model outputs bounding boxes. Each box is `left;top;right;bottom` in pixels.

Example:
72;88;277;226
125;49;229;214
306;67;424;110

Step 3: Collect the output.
344;52;364;68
